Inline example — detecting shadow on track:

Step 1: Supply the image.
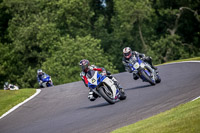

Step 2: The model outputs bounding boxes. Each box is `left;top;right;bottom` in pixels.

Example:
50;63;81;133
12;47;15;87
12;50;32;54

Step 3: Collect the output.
125;84;152;91
80;102;112;110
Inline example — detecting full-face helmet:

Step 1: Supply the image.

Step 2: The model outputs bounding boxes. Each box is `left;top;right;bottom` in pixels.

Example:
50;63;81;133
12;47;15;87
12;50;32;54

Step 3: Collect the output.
79;59;90;72
37;69;43;76
123;47;132;59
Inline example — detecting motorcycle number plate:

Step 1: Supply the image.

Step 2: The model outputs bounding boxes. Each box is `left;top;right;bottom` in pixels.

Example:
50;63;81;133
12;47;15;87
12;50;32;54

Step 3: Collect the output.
134;62;139;69
92;78;96;83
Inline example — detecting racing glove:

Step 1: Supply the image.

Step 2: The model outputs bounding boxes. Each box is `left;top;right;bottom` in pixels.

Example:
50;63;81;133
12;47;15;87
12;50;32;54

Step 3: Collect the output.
101;71;107;76
88;66;94;70
39;80;43;85
88;91;96;101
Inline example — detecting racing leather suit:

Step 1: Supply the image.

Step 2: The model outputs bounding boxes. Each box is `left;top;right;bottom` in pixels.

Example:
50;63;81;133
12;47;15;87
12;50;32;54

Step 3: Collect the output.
37;72;47;87
80;65;105;87
80;65;122;101
122;51;157;80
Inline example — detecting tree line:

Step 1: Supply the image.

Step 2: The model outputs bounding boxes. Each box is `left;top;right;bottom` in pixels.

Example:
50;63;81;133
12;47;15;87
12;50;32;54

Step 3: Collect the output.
0;0;199;88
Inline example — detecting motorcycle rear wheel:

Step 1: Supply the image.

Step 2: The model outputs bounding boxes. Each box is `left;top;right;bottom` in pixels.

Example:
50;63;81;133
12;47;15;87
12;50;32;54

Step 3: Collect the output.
119;90;126;100
156;75;161;83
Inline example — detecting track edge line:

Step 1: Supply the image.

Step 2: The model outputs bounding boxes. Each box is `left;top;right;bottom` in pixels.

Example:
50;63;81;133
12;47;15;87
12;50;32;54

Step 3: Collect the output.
0;89;41;120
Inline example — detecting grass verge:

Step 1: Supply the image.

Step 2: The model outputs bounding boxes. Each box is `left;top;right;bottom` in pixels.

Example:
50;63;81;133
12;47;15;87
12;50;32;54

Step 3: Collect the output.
112;57;200;133
157;57;200;65
112;99;200;133
0;89;36;117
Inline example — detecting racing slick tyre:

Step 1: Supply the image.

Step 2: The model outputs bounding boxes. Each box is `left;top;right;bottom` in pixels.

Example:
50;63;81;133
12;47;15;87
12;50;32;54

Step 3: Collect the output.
119;90;126;100
156;75;161;83
98;86;115;104
141;70;156;85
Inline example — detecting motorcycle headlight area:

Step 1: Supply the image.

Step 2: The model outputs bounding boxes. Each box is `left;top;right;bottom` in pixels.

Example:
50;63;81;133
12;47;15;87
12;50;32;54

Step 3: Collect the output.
133;62;140;69
140;63;145;68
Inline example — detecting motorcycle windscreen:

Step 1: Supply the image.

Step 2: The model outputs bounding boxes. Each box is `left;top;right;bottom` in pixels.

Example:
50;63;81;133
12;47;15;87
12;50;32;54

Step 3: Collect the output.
42;74;50;82
87;70;99;86
86;70;95;79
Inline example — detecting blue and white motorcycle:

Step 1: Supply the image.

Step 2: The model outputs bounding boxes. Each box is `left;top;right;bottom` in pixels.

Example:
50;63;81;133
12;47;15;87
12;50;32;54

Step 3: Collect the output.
128;55;161;85
40;74;53;88
87;70;126;104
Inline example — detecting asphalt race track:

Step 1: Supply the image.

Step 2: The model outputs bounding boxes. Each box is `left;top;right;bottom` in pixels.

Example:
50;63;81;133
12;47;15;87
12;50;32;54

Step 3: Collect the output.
1;62;200;133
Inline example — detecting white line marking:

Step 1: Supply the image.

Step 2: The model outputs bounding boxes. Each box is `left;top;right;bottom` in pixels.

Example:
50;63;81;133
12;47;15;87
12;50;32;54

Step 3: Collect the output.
192;96;200;101
0;89;41;120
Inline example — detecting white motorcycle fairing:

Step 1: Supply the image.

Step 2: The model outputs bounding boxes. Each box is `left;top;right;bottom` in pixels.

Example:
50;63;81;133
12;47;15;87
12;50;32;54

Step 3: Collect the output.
87;71;118;99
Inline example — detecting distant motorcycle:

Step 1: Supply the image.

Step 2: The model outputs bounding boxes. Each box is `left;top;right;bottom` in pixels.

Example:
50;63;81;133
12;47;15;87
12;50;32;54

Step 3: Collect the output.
128;55;161;85
87;70;126;104
40;74;53;88
4;84;19;90
9;85;19;90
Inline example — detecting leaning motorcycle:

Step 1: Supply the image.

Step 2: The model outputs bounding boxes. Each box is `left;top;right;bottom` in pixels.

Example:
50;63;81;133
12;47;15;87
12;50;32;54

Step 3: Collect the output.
128;55;161;85
87;70;126;104
40;74;53;88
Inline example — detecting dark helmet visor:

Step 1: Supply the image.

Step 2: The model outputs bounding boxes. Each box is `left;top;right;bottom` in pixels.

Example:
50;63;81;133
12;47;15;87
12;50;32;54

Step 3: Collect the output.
124;51;131;56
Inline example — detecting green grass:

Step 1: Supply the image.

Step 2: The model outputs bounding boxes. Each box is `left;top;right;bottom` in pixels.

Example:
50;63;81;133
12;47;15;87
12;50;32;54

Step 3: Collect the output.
112;99;200;133
112;57;200;133
157;57;200;65
0;89;36;117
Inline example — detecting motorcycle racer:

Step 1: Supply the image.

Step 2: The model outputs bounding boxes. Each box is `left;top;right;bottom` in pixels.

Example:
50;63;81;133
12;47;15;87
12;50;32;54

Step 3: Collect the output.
4;82;19;90
122;47;157;80
79;59;123;101
37;69;53;88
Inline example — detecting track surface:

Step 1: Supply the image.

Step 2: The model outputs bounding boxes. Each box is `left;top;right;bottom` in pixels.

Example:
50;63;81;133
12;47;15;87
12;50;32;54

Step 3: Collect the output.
0;62;200;133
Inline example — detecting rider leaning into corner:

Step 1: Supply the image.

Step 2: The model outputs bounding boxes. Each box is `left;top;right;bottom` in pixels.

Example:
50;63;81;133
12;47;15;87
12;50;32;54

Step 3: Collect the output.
37;69;48;88
79;59;124;101
122;47;158;80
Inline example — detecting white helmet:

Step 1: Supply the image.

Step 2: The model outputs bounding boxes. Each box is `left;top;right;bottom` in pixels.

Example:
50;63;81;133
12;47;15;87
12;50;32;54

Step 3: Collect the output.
37;69;43;75
123;47;132;59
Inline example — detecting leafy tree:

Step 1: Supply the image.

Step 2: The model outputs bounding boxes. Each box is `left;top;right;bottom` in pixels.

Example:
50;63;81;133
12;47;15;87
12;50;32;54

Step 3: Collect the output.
41;35;118;85
55;0;94;37
0;0;200;88
0;42;9;86
100;0;154;71
150;0;200;63
0;0;11;42
0;0;61;88
151;34;190;63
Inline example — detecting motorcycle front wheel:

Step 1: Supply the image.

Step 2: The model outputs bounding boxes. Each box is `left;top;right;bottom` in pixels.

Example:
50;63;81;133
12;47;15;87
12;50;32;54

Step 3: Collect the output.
140;70;156;85
98;86;115;104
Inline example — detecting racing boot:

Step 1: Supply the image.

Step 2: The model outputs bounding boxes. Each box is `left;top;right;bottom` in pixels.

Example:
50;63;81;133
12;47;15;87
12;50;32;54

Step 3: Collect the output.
151;65;157;70
114;81;125;92
145;56;157;70
88;90;97;101
111;77;124;92
114;81;126;100
133;73;139;80
148;61;157;70
151;64;159;74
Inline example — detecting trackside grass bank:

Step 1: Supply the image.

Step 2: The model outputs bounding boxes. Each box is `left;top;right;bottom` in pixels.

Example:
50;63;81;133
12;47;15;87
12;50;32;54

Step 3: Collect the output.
0;89;36;117
112;99;200;133
158;57;200;65
112;57;200;133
